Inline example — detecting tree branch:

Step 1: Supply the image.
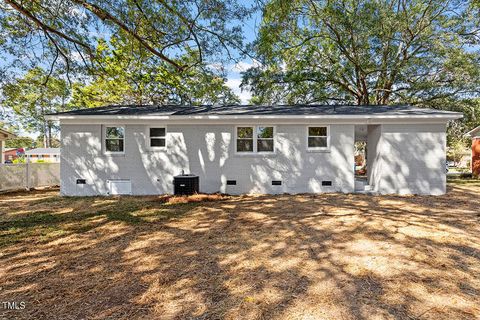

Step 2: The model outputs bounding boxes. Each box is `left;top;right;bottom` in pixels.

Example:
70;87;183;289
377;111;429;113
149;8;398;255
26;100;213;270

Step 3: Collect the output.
4;0;92;53
71;0;185;71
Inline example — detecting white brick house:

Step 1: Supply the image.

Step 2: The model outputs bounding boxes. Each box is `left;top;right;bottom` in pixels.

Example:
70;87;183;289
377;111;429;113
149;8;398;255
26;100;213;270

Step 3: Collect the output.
46;104;462;196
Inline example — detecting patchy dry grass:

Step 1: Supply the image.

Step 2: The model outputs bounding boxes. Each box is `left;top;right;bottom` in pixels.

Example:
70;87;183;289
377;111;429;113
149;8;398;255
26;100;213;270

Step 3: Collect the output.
0;183;479;319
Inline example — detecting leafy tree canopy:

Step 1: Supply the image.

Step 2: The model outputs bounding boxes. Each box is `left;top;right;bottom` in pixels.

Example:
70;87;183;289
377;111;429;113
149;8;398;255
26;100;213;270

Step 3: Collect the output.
1;68;70;147
0;0;252;75
70;34;240;107
243;0;480;106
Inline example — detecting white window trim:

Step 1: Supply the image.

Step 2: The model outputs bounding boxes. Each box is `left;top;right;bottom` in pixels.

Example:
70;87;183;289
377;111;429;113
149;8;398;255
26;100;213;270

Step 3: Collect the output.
235;125;276;155
104;125;125;155
146;125;167;150
306;125;331;152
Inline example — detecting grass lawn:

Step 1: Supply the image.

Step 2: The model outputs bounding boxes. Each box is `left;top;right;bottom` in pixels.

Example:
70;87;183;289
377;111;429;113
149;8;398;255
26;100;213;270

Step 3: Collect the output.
1;182;479;319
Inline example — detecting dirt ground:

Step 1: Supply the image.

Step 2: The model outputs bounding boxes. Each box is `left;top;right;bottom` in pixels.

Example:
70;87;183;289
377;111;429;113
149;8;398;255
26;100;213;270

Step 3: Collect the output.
1;182;479;320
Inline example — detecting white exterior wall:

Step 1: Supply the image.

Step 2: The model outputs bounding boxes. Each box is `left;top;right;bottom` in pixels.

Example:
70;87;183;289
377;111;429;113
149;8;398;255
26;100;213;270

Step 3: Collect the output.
60;123;355;196
366;125;382;188
369;123;447;195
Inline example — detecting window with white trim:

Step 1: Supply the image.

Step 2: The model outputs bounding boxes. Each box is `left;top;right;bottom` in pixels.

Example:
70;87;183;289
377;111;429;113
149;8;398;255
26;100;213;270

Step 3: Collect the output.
105;126;125;153
236;126;275;153
307;126;328;149
149;127;166;148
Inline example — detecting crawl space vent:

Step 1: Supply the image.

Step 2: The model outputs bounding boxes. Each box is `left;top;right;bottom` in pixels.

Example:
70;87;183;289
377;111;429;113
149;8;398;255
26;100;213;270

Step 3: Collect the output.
108;179;132;195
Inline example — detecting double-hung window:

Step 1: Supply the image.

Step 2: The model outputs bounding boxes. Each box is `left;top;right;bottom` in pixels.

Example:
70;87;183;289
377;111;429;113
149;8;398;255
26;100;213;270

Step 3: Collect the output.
148;127;166;148
236;126;275;153
307;126;329;150
105;126;125;153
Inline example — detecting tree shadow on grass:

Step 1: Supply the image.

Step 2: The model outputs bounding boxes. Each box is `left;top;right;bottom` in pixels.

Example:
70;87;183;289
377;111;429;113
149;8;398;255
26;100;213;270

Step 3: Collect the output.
1;185;479;319
0;192;207;249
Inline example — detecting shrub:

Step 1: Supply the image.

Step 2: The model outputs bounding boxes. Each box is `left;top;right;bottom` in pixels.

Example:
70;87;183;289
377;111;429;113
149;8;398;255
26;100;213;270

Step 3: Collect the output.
13;157;26;164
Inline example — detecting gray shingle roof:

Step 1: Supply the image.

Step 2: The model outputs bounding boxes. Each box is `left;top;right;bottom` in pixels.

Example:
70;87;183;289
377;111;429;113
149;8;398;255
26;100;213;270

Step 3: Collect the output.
25;148;60;155
48;104;462;117
465;125;480;137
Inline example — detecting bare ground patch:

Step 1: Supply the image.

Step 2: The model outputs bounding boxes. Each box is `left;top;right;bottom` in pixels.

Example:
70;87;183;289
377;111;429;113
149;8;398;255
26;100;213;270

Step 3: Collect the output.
0;183;479;319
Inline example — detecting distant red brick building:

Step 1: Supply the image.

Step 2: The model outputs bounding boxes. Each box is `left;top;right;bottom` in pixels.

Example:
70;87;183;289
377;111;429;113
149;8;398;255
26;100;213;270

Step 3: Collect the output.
465;126;480;176
3;148;24;162
472;138;480;177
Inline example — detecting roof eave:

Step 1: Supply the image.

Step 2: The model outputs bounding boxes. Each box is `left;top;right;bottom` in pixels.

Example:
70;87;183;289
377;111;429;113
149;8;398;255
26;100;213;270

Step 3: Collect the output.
0;129;17;140
464;125;480;138
45;113;463;122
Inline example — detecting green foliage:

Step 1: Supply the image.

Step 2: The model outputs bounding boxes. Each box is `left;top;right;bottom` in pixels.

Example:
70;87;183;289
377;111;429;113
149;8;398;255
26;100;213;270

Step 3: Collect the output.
447;140;470;167
1;68;70;147
12;157;26;164
5;136;34;149
243;0;480;107
70;36;240;107
429;97;480;146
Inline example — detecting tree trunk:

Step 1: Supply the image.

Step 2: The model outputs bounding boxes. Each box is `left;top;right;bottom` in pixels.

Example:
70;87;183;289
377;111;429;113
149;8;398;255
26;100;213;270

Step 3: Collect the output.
42;119;49;148
48;122;52;148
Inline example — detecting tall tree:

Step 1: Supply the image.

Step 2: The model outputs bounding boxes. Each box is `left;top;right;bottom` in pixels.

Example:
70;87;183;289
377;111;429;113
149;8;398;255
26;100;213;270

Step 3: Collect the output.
1;68;70;147
243;0;480;106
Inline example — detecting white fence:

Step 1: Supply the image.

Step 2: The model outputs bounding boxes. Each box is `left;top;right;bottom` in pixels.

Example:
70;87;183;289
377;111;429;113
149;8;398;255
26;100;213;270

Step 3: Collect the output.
0;163;60;191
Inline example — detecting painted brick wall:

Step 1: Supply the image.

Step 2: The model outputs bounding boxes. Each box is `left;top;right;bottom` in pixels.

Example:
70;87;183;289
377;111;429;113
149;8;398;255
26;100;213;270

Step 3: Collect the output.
372;123;447;195
472;138;480;177
60;123;355;196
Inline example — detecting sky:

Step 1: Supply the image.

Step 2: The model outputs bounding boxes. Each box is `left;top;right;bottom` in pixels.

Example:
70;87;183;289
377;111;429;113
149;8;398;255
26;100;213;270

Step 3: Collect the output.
225;7;261;103
226;60;257;103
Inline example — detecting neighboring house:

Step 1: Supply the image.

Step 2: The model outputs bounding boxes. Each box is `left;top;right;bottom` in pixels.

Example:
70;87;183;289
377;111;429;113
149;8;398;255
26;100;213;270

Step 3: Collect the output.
0;128;17;164
46;104;462;196
464;125;480;176
3;148;25;162
25;148;61;163
446;148;470;168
